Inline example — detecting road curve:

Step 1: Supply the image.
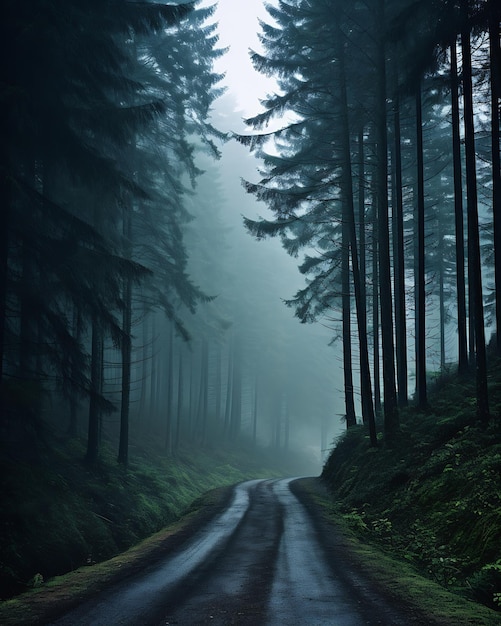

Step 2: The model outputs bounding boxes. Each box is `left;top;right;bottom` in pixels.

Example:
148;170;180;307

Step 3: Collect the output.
51;478;411;625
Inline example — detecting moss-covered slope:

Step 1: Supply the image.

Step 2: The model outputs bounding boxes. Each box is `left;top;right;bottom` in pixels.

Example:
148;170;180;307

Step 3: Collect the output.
322;362;501;613
0;436;299;599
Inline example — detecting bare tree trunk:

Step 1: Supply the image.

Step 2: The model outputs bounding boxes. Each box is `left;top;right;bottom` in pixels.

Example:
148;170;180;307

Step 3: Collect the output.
284;397;290;452
438;217;446;371
175;348;184;451
336;31;375;439
229;337;241;441
164;322;174;454
118;201;132;466
188;351;196;440
489;0;501;355
415;82;427;410
355;129;377;437
375;0;399;439
372;202;381;419
342;211;356;428
450;40;469;375
86;315;102;463
461;4;490;423
149;313;157;427
138;307;150;420
68;304;82;436
200;339;209;444
224;341;232;438
0;56;12;412
253;372;258;445
215;344;222;428
392;79;408;407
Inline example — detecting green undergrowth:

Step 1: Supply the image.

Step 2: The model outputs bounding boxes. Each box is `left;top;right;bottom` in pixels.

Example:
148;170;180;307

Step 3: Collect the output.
322;358;501;614
0;434;294;600
297;478;500;625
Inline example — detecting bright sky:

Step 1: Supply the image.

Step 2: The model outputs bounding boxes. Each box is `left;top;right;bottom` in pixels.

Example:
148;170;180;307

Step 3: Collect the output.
202;0;277;117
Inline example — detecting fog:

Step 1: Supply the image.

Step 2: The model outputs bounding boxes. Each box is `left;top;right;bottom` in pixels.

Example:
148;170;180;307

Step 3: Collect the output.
107;94;348;473
186;94;347;466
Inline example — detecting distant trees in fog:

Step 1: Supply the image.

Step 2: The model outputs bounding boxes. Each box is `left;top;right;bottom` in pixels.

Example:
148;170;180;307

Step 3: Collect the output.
0;1;335;466
0;1;224;463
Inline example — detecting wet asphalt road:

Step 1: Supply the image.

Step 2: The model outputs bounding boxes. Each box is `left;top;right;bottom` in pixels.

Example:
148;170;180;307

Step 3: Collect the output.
51;478;411;625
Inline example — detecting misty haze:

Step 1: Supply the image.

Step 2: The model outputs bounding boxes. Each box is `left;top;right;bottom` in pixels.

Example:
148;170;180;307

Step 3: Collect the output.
1;1;500;625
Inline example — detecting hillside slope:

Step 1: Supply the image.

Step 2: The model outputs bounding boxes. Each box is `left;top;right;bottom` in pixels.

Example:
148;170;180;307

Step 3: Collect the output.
322;360;501;613
0;435;311;599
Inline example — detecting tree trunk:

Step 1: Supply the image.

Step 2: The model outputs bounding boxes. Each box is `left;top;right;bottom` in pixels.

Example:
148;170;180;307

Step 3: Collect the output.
164;322;174;454
215;344;222;428
357;126;377;436
86;316;102;463
342;207;356;428
0;174;9;407
175;348;184;451
439;216;446;371
336;32;375;440
253;373;258;445
118;201;132;466
284;398;290;452
392;80;408;407
461;5;490;423
0;42;13;410
200;339;209;444
372;199;381;418
68;305;82;436
274;393;281;450
229;338;241;441
224;341;232;438
19;159;37;383
358;126;367;319
188;351;196;440
489;0;501;356
149;312;157;426
138;306;150;421
415;82;427;410
375;0;399;439
450;40;469;375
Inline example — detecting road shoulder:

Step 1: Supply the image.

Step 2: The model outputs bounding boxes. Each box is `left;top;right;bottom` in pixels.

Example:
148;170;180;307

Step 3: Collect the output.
0;485;234;626
291;476;500;626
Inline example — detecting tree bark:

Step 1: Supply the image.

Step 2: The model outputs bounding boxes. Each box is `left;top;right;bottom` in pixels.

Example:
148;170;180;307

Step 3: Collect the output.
450;40;469;376
224;341;232;438
230;337;241;441
489;0;501;356
372;197;381;418
392;80;408;407
175;348;184;451
253;371;258;445
164;322;174;454
86;316;103;463
342;208;357;428
415;82;427;410
438;214;446;371
336;31;376;441
149;313;158;426
68;304;82;436
461;5;490;423
118;201;133;466
375;0;399;438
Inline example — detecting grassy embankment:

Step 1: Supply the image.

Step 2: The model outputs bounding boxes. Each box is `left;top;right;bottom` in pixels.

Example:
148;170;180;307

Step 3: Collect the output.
0;432;307;604
321;357;501;619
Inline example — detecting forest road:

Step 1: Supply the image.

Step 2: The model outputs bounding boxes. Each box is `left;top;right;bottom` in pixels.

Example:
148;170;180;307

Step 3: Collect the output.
50;478;414;626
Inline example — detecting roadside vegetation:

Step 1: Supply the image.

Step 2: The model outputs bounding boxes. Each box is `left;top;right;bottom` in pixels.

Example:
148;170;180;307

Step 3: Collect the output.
0;433;308;601
322;356;501;615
